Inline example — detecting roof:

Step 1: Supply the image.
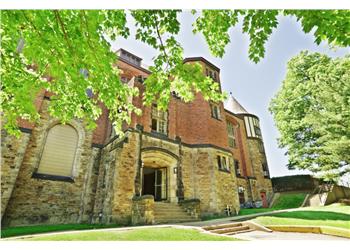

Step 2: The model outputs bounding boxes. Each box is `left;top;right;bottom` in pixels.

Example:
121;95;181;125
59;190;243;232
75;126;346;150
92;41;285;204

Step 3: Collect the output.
224;92;249;114
183;57;220;72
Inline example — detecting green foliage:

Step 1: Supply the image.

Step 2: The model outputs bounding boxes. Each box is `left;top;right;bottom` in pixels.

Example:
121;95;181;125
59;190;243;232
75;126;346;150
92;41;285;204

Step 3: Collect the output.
270;52;350;179
193;10;349;63
1;10;139;137
1;10;349;136
271;175;318;192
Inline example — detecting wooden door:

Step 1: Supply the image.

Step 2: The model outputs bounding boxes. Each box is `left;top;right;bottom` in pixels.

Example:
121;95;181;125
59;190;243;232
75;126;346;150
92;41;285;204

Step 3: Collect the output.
260;192;267;208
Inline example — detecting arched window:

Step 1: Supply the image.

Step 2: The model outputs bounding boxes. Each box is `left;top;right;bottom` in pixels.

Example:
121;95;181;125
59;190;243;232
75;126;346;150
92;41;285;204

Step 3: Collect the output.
37;124;78;177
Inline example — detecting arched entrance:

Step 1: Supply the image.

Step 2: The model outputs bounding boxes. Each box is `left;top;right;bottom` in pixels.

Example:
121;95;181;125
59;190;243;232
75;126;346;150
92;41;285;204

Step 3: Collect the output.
141;148;178;202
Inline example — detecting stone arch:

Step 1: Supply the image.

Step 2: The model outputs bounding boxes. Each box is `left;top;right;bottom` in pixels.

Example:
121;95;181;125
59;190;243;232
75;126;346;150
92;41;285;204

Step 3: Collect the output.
34;119;86;178
141;147;179;202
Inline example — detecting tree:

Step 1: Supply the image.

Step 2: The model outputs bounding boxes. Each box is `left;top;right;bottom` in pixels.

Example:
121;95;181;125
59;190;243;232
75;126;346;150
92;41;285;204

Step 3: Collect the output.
269;51;350;180
1;10;349;137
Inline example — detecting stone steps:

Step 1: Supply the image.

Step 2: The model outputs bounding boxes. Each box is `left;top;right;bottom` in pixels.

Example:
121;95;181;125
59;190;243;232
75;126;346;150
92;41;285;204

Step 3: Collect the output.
202;222;255;235
202;222;243;231
153;202;197;224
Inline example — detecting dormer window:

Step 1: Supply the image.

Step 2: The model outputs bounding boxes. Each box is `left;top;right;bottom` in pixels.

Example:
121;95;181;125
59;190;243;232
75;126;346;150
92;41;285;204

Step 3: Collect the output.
117;49;142;67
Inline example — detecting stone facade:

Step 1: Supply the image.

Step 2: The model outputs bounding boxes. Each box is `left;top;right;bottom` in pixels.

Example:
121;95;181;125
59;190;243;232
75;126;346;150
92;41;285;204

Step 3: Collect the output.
1;48;272;227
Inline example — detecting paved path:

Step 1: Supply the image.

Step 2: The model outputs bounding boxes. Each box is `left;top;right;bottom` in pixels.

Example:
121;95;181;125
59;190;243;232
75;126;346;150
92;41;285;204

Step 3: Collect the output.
233;230;349;241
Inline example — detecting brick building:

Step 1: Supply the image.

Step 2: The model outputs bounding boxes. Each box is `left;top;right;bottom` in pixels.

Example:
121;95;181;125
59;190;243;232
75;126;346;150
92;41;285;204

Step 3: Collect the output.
1;48;272;226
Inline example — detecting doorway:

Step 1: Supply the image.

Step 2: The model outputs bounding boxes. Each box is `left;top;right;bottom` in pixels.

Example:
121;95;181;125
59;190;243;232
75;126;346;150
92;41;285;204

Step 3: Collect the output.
260;192;268;208
142;167;167;201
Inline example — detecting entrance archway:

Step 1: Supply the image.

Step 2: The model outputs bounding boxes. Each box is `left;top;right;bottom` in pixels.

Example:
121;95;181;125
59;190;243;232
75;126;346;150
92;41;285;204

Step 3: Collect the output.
141;148;178;202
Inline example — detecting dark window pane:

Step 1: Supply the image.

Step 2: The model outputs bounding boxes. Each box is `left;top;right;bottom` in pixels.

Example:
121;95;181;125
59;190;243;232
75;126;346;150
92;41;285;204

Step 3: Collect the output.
151;119;157;131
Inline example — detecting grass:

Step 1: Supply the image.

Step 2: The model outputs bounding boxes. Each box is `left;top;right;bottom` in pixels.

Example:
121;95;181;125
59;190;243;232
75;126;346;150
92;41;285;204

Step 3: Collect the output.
272;193;307;209
20;228;239;241
1;223;122;238
253;203;350;230
239;192;307;216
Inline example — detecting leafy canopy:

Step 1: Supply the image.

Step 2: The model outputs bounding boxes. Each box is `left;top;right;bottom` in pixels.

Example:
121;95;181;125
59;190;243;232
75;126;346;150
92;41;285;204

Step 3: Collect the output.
270;52;350;180
1;10;349;137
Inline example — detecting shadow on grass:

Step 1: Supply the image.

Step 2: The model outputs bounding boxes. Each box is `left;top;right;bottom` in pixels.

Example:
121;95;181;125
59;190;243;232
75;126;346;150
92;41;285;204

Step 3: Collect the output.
1;223;123;238
267;211;350;221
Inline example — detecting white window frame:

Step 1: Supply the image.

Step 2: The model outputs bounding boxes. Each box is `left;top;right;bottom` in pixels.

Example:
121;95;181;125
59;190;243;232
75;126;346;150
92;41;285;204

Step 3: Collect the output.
217;155;230;172
151;104;168;135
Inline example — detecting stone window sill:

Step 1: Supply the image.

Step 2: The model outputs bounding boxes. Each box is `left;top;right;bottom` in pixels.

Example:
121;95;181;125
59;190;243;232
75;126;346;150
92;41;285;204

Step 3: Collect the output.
32;172;74;183
211;116;222;121
218;168;230;173
151;130;168;138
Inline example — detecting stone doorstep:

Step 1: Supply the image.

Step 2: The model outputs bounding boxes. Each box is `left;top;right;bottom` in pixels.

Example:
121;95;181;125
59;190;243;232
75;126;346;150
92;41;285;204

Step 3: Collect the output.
2;225;225;241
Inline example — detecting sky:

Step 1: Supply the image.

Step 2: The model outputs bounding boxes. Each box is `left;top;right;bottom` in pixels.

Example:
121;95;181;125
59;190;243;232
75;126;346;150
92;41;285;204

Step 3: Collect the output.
110;11;349;178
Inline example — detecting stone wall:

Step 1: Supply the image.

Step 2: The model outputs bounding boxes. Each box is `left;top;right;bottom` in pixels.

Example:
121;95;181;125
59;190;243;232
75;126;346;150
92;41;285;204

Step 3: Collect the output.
109;132;139;224
181;146;240;216
246;139;273;202
178;198;200;219
1;130;31;219
1;100;98;227
131;195;154;225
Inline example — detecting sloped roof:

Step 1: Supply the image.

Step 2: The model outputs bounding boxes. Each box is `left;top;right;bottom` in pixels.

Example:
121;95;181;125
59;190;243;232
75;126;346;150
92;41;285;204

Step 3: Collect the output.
224;92;249;114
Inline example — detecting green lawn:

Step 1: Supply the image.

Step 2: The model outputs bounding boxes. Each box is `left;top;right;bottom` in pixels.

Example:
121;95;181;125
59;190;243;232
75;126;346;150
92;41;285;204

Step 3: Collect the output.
253;203;350;230
1;223;121;238
239;192;307;216
21;228;238;241
238;208;277;215
272;193;307;209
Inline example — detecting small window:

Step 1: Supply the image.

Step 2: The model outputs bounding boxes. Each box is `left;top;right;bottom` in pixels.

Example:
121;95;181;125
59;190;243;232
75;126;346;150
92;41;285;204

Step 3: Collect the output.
262;163;269;177
254;125;262;137
151;104;168;135
227;122;236;148
37;124;78;177
210;103;220;120
258;141;265;153
234;159;241;176
206;68;218;81
217;155;230;171
110;121;117;138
